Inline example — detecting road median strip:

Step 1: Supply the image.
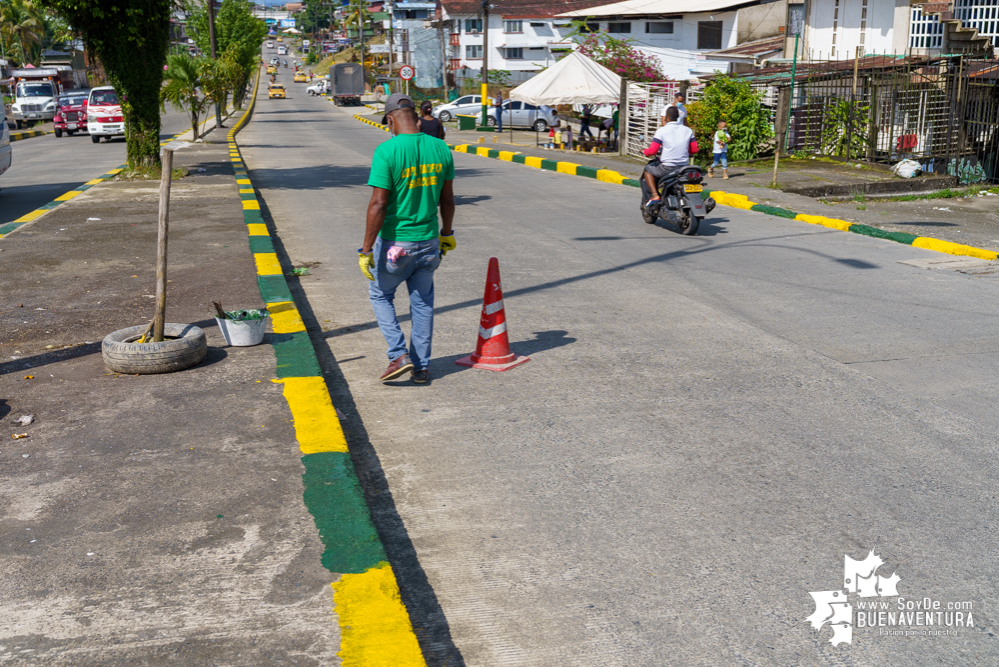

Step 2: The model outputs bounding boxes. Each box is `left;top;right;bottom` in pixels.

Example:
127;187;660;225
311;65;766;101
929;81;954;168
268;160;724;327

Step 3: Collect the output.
348;112;999;262
243;74;428;665
10;128;51;141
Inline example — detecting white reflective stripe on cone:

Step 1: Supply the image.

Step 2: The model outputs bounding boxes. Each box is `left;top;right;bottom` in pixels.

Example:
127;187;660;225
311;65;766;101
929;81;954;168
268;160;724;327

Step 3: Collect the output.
479;322;507;340
484;300;504;315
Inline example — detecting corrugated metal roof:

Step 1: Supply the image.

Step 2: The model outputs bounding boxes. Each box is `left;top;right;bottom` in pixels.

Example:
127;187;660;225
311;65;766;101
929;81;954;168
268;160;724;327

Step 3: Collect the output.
558;0;753;18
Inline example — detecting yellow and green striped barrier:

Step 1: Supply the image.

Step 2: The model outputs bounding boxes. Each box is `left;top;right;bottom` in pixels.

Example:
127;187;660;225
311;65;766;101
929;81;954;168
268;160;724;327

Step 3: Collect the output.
10;128;50;141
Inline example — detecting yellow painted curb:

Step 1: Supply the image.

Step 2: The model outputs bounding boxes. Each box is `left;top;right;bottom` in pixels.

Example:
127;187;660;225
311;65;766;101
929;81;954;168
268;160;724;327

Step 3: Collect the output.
272;377;349;454
912;237;999;261
596;169;626;184
247;223;269;236
524;156;543;169
243;200;260;210
332;562;428;667
267;300;306;333
498;151;517;161
253;252;282;276
557;162;579;175
795;213;853;232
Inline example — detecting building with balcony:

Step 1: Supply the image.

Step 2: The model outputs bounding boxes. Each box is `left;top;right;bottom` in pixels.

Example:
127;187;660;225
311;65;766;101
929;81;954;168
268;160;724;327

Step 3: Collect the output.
556;0;788;80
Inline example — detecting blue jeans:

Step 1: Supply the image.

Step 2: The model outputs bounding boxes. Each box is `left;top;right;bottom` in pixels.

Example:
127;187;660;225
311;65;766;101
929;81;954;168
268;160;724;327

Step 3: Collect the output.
712;150;728;168
368;236;441;370
495;108;502;131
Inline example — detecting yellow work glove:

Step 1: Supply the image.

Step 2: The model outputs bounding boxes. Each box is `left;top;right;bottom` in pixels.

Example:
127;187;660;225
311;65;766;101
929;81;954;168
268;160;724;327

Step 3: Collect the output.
357;249;375;281
439;233;456;257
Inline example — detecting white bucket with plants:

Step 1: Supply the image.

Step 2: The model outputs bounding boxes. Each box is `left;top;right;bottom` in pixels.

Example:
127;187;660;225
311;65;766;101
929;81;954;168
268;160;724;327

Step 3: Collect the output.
214;304;270;346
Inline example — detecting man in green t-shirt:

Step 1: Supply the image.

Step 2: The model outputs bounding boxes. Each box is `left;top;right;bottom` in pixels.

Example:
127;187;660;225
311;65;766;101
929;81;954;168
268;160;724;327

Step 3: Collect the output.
359;93;456;384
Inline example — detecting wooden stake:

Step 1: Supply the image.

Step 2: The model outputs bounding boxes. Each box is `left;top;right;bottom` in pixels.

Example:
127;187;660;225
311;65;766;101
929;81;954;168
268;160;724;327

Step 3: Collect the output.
153;148;173;342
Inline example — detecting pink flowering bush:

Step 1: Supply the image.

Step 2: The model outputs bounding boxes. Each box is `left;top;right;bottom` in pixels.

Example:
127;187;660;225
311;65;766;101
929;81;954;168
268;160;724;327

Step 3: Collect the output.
574;31;667;83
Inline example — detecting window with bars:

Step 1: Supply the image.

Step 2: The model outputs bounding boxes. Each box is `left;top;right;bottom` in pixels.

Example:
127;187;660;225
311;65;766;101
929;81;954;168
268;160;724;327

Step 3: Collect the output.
910;1;999;49
503;20;522;33
954;0;999;47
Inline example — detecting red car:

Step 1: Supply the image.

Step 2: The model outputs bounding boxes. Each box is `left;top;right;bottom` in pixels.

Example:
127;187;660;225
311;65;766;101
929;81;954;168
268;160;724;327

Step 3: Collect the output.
53;90;90;137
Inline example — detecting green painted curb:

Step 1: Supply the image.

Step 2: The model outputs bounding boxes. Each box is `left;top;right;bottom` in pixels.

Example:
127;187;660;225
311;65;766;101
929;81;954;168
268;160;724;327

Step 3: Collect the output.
0;222;22;235
849;223;918;245
750;204;798;219
257;274;294;303
244;210;267;225
622;178;642;188
248;235;275;254
576;165;599;179
539;159;558;171
512;154;526;164
301;451;388;573
271;331;323;378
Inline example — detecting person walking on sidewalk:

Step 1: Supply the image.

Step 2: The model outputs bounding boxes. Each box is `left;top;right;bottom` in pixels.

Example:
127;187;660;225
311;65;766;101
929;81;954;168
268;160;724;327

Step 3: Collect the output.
358;93;457;384
418;100;446;140
709;120;731;179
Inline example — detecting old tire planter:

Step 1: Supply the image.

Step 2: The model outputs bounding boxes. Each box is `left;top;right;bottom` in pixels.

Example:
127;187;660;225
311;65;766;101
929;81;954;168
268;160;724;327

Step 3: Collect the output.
102;323;207;374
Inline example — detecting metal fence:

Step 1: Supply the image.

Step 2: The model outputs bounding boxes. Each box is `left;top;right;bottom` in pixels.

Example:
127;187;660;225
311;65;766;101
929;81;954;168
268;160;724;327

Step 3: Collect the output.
624;81;702;160
741;55;999;183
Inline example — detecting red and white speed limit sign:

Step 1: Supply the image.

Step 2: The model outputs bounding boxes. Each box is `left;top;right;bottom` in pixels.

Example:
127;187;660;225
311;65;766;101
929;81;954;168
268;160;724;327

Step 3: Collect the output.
399;65;415;81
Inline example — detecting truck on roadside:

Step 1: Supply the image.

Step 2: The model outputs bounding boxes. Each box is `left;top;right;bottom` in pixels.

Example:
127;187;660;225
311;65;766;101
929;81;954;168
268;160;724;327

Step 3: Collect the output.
10;67;75;128
332;63;363;106
86;86;124;143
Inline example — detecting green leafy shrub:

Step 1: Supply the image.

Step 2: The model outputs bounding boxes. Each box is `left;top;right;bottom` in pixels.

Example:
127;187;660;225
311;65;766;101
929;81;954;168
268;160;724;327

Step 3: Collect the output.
686;75;773;163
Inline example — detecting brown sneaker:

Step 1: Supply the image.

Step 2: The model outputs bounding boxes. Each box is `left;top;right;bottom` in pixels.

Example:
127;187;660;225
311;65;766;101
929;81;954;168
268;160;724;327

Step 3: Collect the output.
708;168;714;178
412;369;430;384
380;354;413;382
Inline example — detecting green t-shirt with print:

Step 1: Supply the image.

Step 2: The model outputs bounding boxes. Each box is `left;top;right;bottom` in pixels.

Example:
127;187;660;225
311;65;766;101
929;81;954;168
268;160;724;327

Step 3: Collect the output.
367;133;455;241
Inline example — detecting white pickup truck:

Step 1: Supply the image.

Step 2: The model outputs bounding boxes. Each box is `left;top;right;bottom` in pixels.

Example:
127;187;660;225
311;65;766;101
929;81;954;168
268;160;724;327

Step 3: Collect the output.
87;86;125;143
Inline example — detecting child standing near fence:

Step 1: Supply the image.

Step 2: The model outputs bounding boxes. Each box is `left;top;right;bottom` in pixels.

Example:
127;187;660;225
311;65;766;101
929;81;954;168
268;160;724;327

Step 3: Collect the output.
709;120;731;179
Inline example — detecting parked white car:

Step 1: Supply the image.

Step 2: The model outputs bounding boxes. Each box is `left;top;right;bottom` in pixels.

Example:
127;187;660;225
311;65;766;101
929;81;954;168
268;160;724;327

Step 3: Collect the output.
0;106;12;184
488;100;556;131
432;95;483;122
266;40;275;48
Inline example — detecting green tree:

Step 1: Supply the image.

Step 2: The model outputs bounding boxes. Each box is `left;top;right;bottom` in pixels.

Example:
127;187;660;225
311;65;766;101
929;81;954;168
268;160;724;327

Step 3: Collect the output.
187;0;266;110
686;74;773;163
199;49;239;119
160;52;209;141
1;0;44;66
41;0;171;168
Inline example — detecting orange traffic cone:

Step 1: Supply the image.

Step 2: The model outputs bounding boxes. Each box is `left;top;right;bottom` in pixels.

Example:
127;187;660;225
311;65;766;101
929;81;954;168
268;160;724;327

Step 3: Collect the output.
456;258;530;372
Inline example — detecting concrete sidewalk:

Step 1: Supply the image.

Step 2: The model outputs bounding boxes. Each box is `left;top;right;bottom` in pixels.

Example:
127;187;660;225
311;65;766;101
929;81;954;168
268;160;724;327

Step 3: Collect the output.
0;138;336;664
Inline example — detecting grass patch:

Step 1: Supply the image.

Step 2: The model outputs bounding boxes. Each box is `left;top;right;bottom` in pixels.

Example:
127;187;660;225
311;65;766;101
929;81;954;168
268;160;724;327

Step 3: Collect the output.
880;185;999;202
114;166;188;181
852;192;866;203
856;204;867;211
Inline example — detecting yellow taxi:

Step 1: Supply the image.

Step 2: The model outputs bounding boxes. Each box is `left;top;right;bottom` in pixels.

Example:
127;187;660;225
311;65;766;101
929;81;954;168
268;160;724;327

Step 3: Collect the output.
266;65;277;75
294;72;308;83
276;36;283;42
268;84;286;99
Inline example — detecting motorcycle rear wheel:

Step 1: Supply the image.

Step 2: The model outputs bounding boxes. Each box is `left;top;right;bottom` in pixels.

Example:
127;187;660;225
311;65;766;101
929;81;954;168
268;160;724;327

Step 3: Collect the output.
678;210;700;235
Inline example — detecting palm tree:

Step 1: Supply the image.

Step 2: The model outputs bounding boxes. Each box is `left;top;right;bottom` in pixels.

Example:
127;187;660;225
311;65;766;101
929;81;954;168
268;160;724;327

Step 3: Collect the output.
161;53;210;141
0;0;44;66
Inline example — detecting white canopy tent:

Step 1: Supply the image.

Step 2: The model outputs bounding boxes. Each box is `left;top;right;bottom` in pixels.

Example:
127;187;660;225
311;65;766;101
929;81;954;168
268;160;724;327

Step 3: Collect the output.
282;27;302;34
508;51;635;106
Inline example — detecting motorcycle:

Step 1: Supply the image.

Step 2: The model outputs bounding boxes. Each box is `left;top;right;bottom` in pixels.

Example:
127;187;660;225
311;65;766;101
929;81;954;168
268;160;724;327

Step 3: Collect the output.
640;164;715;235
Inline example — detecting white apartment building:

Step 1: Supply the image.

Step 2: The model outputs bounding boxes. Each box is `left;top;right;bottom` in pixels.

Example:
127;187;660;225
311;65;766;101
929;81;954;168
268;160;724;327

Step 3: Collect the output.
441;0;575;84
557;0;787;80
796;0;999;61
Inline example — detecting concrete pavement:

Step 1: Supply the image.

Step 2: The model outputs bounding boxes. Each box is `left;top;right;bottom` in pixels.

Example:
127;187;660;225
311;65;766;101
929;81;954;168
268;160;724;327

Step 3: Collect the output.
0;133;338;664
240;81;999;663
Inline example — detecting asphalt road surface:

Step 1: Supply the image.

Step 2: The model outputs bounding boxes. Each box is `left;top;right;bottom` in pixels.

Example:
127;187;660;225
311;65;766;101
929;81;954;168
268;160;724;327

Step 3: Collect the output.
0;107;191;227
242;80;998;665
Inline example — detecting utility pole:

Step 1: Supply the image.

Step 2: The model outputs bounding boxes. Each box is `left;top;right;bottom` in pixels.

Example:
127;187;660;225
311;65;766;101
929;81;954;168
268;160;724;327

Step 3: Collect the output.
480;0;489;126
387;2;394;88
207;0;223;129
437;0;449;99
